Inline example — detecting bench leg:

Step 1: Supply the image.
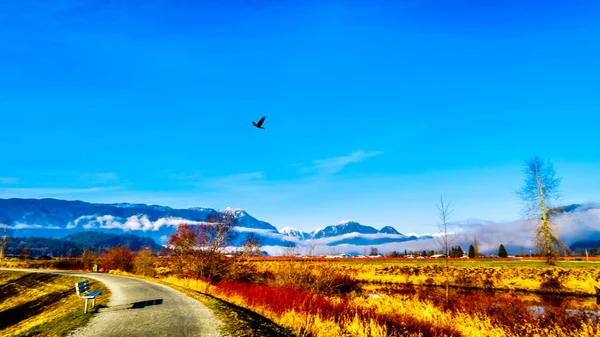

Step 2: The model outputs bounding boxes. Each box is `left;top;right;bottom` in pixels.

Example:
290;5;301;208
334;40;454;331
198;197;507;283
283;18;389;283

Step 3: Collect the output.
92;298;96;308
84;299;88;314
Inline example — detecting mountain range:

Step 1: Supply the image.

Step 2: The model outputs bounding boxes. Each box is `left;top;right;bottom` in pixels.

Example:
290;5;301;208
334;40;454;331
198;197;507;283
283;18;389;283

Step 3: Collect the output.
4;231;161;258
0;198;420;248
1;198;599;255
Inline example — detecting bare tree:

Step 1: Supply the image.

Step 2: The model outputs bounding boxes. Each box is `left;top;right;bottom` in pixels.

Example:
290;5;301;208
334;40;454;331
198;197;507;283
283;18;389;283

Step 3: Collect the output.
328;246;341;256
517;156;563;265
282;242;300;257
435;196;457;303
168;212;264;281
369;247;379;256
194;212;238;281
304;241;317;257
0;224;8;260
238;232;263;258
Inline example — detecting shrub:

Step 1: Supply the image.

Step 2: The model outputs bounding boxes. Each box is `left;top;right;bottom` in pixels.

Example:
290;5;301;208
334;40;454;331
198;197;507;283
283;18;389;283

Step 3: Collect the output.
102;246;134;272
268;263;360;296
81;249;99;270
134;249;155;277
54;259;84;270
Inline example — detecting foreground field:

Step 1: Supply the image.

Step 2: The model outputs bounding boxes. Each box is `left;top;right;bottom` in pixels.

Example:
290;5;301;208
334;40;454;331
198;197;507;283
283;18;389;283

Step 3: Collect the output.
0;271;109;337
145;259;600;337
5;258;600;336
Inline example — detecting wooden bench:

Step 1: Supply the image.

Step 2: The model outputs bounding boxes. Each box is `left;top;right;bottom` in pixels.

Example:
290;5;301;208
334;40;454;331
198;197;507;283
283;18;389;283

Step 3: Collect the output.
75;280;102;313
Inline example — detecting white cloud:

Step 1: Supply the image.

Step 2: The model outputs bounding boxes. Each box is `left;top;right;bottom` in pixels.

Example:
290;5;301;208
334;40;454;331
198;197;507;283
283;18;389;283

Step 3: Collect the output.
71;214;205;232
7;223;61;230
0;186;121;197
0;177;19;184
79;173;119;184
311;150;383;175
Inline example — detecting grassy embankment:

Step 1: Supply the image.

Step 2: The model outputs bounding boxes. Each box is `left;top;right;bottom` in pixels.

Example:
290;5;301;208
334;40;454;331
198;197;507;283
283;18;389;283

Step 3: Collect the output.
0;270;110;337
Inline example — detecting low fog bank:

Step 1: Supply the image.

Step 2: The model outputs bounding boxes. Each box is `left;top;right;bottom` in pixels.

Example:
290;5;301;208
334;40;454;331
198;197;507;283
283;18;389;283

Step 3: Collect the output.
262;206;600;256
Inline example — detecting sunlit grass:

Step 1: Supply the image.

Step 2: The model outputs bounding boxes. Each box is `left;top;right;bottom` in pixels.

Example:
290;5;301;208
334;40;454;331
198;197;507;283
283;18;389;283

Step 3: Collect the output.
0;271;110;337
248;260;600;295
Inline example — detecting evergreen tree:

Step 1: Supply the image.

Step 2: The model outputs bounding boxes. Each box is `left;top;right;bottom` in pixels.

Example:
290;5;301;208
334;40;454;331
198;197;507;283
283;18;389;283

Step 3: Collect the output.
468;245;476;258
498;244;508;258
449;246;465;258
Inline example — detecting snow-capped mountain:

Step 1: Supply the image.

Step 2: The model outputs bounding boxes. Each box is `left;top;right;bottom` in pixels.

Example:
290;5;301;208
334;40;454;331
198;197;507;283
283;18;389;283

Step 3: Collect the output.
379;226;401;235
310;220;380;239
279;227;310;240
275;220;425;246
0;198;285;245
5;198;596;255
221;207;279;231
0;198;433;248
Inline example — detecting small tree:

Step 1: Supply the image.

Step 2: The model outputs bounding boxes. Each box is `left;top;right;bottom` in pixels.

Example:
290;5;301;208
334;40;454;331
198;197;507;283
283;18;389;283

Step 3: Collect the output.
238;233;263;258
168;223;198;275
498;244;508;258
304;242;317;257
435;196;455;303
473;236;479;257
386;251;401;258
103;246;134;272
451;246;464;258
81;249;99;269
20;246;32;260
134;248;155;277
168;212;243;282
369;247;379;256
517;156;563;264
282;242;299;257
468;245;476;258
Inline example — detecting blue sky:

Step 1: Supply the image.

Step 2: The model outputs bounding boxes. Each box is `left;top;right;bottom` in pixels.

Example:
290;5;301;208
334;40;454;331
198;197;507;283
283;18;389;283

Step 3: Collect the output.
1;0;599;233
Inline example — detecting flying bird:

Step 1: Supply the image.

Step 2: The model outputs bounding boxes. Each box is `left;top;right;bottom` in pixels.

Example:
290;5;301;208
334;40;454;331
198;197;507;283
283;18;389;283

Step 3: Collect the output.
252;116;266;129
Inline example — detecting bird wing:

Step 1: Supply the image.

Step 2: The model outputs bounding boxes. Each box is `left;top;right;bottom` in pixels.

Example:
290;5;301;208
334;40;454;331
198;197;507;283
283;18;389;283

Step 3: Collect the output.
256;116;266;127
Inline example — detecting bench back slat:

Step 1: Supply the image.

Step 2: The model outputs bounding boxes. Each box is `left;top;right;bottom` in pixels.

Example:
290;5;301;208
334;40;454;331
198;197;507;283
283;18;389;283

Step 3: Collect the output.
76;280;90;296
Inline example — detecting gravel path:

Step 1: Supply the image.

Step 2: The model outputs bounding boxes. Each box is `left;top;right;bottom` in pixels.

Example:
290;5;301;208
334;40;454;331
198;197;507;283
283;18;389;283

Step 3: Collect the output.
1;269;223;337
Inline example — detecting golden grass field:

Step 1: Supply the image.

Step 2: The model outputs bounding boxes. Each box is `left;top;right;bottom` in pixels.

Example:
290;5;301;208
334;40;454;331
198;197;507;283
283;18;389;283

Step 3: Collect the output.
5;257;600;337
143;259;600;337
252;259;600;295
0;271;110;337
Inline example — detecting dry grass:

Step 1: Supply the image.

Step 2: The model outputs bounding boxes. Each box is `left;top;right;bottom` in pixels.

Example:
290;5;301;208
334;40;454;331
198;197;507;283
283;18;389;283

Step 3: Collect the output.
15;256;600;336
0;270;110;337
251;261;600;295
149;261;600;337
157;274;600;337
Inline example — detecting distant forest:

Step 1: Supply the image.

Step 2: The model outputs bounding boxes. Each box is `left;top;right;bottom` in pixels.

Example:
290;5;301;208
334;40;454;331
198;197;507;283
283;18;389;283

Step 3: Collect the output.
4;231;162;257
